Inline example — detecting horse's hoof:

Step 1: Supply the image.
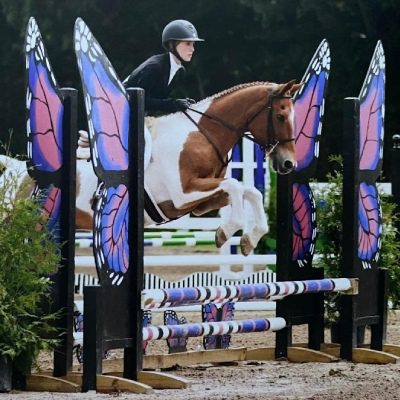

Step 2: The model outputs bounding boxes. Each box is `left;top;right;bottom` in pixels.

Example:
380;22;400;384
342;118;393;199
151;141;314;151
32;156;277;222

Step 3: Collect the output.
215;228;228;248
240;234;254;256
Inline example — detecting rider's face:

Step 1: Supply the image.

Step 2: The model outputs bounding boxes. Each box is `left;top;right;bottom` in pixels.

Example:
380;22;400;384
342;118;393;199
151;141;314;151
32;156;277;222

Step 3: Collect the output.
175;41;195;63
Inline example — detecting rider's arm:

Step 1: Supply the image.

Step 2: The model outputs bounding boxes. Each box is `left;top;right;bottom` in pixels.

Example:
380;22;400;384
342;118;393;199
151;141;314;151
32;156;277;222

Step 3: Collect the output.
124;64;185;113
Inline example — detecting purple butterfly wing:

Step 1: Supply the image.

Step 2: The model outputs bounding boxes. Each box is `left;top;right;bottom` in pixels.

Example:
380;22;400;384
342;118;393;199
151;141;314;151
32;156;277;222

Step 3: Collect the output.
33;185;62;240
358;183;381;269
220;302;235;349
25;17;64;241
292;183;317;267
294;39;330;172
26;17;64;177
74;18;129;180
359;41;385;173
75;19;130;284
202;303;218;350
164;310;187;353
357;42;385;270
93;184;129;285
142;310;152;353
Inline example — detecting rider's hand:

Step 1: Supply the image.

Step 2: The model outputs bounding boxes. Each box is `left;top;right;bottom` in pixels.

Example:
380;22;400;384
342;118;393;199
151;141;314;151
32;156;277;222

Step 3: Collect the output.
186;98;196;105
173;98;192;112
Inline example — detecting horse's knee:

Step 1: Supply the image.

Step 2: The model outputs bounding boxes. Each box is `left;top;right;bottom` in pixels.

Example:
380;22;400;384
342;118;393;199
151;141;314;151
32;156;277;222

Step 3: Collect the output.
244;186;263;203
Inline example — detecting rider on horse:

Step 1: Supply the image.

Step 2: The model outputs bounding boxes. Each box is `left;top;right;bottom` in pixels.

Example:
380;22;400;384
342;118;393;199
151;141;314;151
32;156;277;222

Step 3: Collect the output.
123;19;204;115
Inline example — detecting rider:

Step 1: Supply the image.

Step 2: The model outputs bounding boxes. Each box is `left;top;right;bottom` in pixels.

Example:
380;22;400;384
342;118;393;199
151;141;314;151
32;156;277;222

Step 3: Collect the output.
123;19;204;115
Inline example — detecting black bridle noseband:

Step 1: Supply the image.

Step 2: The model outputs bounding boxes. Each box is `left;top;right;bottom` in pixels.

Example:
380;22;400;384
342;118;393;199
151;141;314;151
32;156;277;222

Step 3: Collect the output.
183;93;295;166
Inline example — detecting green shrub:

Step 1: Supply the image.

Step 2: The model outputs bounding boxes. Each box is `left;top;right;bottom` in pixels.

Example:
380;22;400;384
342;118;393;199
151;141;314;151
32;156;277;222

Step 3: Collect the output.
315;156;400;324
0;166;60;373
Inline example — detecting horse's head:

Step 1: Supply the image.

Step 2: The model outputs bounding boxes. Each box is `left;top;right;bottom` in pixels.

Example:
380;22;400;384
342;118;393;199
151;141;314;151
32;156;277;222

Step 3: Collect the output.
248;80;302;174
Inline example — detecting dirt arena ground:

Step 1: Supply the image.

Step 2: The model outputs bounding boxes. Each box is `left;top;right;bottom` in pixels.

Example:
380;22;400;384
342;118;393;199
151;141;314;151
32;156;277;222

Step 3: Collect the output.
3;246;400;399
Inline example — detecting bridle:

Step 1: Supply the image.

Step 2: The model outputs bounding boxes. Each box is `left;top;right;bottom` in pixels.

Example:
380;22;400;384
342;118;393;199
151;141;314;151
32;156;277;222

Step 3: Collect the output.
182;92;295;167
247;93;295;157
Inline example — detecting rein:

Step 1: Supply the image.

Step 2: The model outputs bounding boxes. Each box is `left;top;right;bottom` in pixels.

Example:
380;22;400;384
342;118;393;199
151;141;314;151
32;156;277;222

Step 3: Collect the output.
183;93;294;165
183;107;239;168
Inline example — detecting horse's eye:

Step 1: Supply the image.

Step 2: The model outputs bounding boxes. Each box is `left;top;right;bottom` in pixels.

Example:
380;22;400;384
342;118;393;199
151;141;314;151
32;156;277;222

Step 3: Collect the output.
276;114;285;122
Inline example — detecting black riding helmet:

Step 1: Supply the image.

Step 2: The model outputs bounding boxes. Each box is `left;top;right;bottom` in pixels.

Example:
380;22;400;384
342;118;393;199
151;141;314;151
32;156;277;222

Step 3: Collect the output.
162;19;204;62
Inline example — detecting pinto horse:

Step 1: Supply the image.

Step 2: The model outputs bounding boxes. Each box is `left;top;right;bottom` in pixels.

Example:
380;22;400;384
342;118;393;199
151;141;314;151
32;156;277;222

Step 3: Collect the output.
1;81;299;256
139;81;300;256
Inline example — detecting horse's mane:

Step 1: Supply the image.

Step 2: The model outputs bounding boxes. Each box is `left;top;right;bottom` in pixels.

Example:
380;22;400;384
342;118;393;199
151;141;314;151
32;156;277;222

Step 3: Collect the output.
196;81;275;105
155;81;276;123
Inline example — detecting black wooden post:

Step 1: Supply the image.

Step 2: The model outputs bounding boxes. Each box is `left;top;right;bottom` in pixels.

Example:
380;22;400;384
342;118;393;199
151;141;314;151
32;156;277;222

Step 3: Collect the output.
82;286;103;391
340;97;360;360
123;87;145;380
53;88;77;377
391;134;400;234
275;174;293;358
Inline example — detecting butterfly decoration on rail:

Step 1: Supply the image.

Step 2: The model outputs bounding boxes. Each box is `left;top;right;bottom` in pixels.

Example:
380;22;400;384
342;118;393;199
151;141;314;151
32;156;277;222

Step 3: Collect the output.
74;18;130;286
73;306;84;363
291;39;330;267
25;17;64;241
143;310;152;354
164;310;188;354
357;41;385;270
202;302;235;350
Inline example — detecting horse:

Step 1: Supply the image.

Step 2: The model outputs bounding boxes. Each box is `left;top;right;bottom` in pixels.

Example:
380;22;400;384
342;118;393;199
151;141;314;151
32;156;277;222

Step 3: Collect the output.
1;81;300;255
126;80;300;256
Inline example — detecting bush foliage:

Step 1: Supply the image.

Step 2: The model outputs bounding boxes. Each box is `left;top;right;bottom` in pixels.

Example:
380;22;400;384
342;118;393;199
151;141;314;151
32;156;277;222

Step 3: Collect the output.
0;168;60;372
315;156;400;323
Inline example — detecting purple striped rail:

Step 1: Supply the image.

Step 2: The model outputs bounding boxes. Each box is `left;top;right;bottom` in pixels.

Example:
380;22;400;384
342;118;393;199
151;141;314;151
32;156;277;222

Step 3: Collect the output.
143;317;286;341
142;278;357;309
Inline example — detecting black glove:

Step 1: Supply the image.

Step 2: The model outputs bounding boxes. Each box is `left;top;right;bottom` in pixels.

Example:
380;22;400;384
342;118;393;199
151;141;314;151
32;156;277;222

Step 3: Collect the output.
186;98;196;105
173;98;192;112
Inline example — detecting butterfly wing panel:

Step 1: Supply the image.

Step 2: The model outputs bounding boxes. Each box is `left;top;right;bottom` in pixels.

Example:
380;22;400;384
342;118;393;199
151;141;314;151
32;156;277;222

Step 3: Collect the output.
292;183;317;266
74;18;129;183
359;41;385;174
294;39;330;174
25;17;64;241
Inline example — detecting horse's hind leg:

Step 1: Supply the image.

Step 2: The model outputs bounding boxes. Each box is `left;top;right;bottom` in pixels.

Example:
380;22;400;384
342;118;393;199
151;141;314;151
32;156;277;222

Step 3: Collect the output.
240;186;268;256
215;179;245;248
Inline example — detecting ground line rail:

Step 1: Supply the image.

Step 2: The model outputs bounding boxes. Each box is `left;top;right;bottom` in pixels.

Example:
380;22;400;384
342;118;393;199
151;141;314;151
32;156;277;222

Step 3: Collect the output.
143;317;286;341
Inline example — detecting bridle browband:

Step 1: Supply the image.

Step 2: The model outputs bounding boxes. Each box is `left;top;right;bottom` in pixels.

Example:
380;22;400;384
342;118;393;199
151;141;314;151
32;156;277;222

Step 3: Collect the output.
182;92;295;167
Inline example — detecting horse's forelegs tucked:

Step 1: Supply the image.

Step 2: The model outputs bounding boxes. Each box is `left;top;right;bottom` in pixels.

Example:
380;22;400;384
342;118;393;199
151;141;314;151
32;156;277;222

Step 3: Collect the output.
215;179;244;248
240;187;269;256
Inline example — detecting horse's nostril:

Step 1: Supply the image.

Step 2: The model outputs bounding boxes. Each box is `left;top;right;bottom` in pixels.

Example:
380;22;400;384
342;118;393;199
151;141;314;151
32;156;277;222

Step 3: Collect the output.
284;160;294;170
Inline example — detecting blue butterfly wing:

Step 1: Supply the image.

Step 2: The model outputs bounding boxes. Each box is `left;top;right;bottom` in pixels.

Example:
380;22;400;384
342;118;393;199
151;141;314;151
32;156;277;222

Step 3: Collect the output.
164;310;187;353
292;183;317;267
358;41;385;270
74;18;131;284
202;303;218;350
294;39;330;173
93;184;129;285
142;310;152;353
25;17;64;242
220;302;235;349
359;41;385;174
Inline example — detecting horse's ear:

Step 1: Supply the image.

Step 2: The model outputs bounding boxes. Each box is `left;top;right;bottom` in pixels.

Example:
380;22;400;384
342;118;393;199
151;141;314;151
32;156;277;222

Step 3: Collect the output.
290;82;304;96
277;80;303;96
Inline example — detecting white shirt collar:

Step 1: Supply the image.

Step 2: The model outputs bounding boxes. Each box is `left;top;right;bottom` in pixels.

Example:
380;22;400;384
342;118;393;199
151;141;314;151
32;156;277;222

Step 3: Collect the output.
168;53;183;85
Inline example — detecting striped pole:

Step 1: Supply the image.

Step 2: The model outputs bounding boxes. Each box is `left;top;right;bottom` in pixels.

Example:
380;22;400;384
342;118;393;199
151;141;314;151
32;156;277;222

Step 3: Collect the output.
75;254;277;268
75;236;242;248
76;231;223;240
143;317;286;341
142;278;357;309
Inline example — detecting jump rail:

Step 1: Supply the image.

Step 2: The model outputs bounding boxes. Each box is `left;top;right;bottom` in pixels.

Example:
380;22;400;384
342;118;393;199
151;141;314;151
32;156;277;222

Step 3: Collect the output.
141;278;358;309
